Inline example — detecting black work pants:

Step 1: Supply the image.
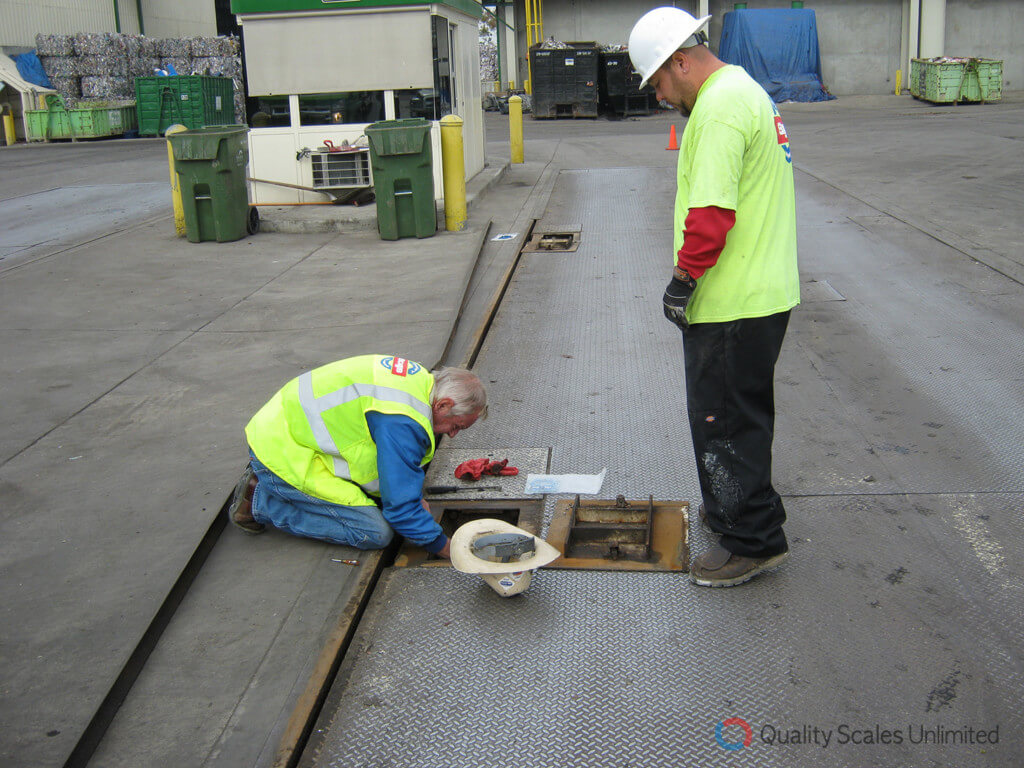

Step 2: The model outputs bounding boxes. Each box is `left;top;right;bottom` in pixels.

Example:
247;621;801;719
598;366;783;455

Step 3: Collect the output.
682;311;790;558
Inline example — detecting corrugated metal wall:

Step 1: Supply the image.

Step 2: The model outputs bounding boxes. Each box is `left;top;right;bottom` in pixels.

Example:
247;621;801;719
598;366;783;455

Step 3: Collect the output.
139;0;218;39
0;0;215;48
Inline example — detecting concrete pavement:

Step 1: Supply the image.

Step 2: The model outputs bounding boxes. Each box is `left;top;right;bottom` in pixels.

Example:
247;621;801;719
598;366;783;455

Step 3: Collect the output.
1;92;1022;767
0;139;494;767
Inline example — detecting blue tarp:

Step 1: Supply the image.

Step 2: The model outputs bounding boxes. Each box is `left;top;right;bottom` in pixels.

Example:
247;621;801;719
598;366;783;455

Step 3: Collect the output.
719;9;834;103
13;52;52;88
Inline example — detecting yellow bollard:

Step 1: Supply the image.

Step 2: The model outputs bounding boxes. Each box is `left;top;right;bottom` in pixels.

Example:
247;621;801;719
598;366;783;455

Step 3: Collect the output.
509;95;524;164
165;124;188;237
3;108;16;146
440;114;467;232
895;69;902;96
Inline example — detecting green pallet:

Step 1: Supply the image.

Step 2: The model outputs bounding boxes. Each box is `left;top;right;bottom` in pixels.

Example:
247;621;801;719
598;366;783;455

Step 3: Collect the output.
910;57;1002;104
134;75;235;136
26;94;136;141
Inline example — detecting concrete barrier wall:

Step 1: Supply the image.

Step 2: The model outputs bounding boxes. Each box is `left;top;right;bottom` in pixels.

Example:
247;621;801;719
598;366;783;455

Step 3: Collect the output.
947;0;1020;90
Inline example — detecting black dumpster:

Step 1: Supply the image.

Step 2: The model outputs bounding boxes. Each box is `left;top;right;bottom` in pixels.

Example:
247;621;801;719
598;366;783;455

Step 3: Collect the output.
530;42;599;119
599;51;653;117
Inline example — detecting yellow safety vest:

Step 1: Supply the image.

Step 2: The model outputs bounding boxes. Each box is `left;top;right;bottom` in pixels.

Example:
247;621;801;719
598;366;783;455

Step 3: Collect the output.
245;355;436;507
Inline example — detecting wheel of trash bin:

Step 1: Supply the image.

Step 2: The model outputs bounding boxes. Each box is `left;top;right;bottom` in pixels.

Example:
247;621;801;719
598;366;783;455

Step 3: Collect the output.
247;206;260;235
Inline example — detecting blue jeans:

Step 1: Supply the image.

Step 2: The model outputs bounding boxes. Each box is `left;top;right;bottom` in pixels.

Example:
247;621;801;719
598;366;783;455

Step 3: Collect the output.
248;452;393;549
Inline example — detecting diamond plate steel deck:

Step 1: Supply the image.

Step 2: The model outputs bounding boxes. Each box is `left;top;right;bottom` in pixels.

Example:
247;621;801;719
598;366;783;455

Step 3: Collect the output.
303;168;1024;767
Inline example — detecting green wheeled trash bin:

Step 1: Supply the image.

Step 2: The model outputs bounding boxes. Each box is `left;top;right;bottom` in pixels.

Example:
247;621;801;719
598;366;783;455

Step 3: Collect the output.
365;118;436;240
168;125;250;243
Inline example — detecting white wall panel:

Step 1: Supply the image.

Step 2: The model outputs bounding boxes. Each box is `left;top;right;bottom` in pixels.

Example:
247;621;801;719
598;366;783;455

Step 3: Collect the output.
241;10;433;95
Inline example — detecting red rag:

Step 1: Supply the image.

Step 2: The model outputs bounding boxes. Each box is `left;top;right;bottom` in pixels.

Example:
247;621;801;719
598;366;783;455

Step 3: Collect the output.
454;458;520;479
454;458;490;480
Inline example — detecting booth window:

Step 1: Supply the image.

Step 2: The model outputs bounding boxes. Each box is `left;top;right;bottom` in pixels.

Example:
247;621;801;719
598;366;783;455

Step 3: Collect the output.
250;96;290;127
396;16;455;120
297;92;385;125
395;88;448;120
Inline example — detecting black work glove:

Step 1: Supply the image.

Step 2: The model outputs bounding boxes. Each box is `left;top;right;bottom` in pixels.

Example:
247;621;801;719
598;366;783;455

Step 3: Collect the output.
663;271;697;330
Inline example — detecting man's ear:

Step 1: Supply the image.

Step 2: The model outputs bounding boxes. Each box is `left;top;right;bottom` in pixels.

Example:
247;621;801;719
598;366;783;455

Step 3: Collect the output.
434;397;454;415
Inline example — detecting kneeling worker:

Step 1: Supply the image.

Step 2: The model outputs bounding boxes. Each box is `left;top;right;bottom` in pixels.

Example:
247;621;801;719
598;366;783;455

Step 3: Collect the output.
228;355;487;559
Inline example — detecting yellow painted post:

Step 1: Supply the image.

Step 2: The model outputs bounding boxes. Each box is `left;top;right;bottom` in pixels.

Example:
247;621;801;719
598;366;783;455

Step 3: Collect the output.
440;114;466;232
895;69;902;95
509;95;524;164
2;108;16;146
165;124;188;237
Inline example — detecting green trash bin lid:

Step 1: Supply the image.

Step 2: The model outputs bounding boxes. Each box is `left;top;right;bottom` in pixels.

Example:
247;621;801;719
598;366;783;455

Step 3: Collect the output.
366;118;431;156
169;124;248;161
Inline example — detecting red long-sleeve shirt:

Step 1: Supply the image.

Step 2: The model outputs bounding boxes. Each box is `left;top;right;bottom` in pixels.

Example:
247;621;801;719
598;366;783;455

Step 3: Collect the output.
676;205;736;279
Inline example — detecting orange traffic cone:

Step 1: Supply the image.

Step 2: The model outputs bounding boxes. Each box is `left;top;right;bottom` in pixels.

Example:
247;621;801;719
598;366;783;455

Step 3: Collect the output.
666;124;679;150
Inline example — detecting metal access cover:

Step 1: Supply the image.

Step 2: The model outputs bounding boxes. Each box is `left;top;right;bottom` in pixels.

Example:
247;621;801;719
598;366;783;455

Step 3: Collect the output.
393;497;544;567
521;231;581;252
546;495;688;571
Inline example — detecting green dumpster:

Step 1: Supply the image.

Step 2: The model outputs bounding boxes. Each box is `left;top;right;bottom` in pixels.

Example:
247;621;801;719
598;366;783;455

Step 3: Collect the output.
135;75;235;136
365;118;436;240
168;125;250;243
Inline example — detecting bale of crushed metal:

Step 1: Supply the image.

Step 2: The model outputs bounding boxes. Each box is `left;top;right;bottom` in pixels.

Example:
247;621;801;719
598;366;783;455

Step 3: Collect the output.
191;36;240;57
159;57;192;75
40;55;80;78
35;34;76;56
139;36;159;58
48;76;82;103
129;57;161;77
122;33;143;59
479;39;498;82
81;75;134;99
79;55;129;76
234;91;247;122
192;56;240;78
74;32;123;56
158;38;191;57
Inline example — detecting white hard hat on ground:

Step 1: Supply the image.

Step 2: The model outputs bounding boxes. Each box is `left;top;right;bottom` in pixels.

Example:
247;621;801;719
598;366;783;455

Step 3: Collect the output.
628;6;712;88
450;518;561;597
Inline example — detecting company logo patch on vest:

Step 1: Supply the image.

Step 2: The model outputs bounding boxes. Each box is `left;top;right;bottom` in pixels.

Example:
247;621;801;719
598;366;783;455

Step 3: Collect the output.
380;356;422;377
771;104;792;164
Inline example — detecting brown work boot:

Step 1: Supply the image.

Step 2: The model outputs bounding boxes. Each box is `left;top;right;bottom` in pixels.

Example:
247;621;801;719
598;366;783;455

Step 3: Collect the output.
690;543;788;587
228;466;263;534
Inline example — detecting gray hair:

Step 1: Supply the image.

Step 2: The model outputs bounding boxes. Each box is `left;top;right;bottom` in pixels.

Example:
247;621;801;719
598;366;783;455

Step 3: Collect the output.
431;367;488;418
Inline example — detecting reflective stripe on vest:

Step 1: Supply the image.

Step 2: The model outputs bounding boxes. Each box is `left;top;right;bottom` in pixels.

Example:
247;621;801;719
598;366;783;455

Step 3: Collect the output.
297;371;433;493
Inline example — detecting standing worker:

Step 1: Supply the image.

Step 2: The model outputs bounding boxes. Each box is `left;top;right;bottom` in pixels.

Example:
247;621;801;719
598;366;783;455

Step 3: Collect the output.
628;8;800;586
228;355;487;559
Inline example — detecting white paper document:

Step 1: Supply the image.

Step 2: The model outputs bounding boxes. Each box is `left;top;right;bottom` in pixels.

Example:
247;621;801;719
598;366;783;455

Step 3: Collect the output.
524;468;607;495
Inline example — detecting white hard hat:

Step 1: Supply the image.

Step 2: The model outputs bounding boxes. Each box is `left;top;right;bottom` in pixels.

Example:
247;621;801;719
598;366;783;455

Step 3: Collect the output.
628;6;712;88
450;518;561;597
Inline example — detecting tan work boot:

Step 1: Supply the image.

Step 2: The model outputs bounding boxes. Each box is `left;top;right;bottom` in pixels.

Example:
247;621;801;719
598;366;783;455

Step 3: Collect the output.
690;543;788;587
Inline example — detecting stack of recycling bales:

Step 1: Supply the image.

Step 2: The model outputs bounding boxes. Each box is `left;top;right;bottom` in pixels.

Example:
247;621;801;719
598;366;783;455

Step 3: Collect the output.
35;34;80;103
77;32;134;99
35;32;245;123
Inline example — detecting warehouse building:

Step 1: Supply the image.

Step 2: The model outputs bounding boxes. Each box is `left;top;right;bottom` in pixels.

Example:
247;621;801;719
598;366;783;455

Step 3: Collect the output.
3;1;1019;98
